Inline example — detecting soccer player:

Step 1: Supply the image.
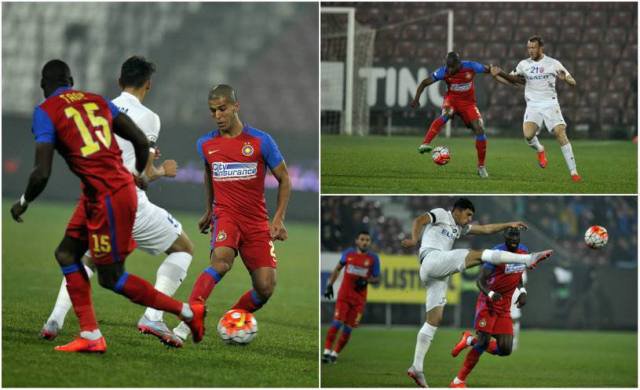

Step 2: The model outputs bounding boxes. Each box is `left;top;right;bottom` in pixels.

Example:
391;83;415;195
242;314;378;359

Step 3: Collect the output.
449;227;529;388
491;36;580;182
39;56;194;348
400;198;552;387
172;84;291;342
410;52;503;178
10;59;204;352
322;231;381;363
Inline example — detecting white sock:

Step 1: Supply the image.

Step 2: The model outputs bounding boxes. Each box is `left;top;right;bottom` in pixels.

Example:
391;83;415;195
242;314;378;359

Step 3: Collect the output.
323;348;331;355
144;252;192;321
560;143;577;174
412;322;437;372
526;136;544;152
453;377;464;384
48;265;94;328
80;329;102;340
330;350;338;357
466;335;474;346
180;303;193;320
481;249;532;266
513;321;520;351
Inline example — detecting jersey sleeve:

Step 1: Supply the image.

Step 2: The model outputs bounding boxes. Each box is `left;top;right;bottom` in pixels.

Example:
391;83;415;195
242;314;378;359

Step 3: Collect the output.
464;61;487;74
196;135;207;163
554;59;571;77
260;132;284;170
31;106;55;143
106;100;121;119
518;244;530;253
482;262;497;271
428;208;449;224
461;224;472;236
137;112;161;144
431;66;446;81
339;248;351;265
371;254;381;278
512;61;526;76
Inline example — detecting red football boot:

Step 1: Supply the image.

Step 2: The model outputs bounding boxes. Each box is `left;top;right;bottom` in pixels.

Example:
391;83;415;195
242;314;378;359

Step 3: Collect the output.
451;330;472;357
449;379;467;388
571;174;582;182
54;336;106;353
537;150;547;168
528;250;553;269
184;303;206;343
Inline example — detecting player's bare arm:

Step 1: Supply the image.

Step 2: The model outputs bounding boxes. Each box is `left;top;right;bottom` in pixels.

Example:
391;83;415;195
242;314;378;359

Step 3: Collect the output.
269;162;291;241
198;162;214;234
324;262;345;300
10;142;55;222
143;143;178;181
515;279;527;307
490;65;525;86
477;266;502;301
557;69;576;87
112;113;150;175
401;213;432;247
469;221;527;235
410;76;436;108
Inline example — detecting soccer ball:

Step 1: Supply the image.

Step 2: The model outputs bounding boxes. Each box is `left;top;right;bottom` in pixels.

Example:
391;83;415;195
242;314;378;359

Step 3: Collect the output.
584;225;608;249
432;146;451;166
217;309;258;344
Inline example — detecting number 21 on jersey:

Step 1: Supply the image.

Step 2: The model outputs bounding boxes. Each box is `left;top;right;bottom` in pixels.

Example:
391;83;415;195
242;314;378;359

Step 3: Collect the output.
64;102;112;157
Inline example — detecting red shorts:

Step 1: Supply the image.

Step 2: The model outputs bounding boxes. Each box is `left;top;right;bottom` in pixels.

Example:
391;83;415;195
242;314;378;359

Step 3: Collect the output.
474;308;513;335
443;96;482;126
65;184;137;265
334;298;366;328
211;215;277;271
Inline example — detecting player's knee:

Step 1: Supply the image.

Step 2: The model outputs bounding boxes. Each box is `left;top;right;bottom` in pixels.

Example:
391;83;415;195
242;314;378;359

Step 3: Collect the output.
96;268;123;291
168;233;194;256
254;279;276;300
499;343;512;356
54;247;75;266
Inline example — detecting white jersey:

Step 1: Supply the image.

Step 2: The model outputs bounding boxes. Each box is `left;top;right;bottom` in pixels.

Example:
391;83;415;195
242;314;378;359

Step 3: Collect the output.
512;55;570;108
111;91;160;174
419;208;471;256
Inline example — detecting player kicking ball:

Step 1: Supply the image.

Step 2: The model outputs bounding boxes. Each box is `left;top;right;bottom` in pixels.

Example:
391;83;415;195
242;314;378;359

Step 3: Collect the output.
400;198;552;387
449;227;530;388
322;231;380;363
172;84;291;342
10;60;204;353
40;56;194;348
410;52;507;178
491;36;581;182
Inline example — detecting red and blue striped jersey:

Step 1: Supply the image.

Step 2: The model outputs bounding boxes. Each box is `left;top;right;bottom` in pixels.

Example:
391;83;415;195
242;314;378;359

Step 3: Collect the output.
337;247;381;303
432;60;487;102
476;243;528;315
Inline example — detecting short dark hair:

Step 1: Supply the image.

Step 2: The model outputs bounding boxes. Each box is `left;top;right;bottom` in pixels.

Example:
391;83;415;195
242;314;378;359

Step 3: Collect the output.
528;36;544;47
119;56;156;88
453;198;475;213
208;84;238;103
504;227;521;240
446;51;461;66
357;230;371;238
41;59;72;87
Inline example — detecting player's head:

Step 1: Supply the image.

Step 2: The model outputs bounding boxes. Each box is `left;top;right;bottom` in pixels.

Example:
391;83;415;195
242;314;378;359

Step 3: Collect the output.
355;231;372;252
527;36;544;60
119;56;156;91
503;227;521;251
451;197;475;226
208;84;240;132
445;51;461;75
40;59;73;98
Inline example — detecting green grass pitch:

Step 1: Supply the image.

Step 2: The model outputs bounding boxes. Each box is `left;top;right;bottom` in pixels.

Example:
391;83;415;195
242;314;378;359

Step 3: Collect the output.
321;326;637;387
2;200;318;387
321;135;637;194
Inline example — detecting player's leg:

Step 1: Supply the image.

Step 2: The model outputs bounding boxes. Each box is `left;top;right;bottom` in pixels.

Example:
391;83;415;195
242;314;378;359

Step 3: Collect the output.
41;252;95;340
419;105;454;153
551;123;580;181
451;331;492;387
332;301;364;361
452;331;500;357
408;277;447;387
493;333;513;356
464;248;553;269
323;316;344;363
523;110;547;168
464;104;488;177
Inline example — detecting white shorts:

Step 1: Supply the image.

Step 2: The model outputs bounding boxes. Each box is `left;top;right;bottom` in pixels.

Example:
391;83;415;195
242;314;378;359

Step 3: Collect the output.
419;249;469;312
523;104;566;132
132;194;182;255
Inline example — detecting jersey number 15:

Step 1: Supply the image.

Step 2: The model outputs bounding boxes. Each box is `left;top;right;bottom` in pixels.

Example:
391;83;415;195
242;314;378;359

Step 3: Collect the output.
64;102;112;157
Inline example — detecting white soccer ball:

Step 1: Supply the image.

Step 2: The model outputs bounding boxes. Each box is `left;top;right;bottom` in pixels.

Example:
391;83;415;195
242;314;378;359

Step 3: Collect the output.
584;225;608;249
217;309;258;345
432;146;451;166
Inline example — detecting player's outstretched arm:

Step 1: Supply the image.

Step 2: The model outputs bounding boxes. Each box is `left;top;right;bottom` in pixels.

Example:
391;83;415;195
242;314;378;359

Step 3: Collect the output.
490;65;525;86
269;162;291;241
143;145;178;182
198;162;214;234
324;262;345;300
10;142;55;222
112;113;149;176
477;266;501;301
470;221;527;235
401;213;432;247
410;76;436;108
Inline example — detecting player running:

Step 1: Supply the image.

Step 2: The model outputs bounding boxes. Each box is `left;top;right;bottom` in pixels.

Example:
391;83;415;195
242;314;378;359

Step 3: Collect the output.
322;231;381;363
40;56;194;348
449;227;529;388
172;84;291;342
400;198;552;387
410;52;504;178
10;59;204;353
491;36;580;182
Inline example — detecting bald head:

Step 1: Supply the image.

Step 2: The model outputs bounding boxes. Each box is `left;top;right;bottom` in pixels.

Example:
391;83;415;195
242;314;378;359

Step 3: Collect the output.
41;59;73;97
208;84;237;103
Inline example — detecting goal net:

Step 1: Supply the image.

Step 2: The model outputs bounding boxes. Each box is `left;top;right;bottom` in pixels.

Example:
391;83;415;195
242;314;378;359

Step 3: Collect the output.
321;7;375;135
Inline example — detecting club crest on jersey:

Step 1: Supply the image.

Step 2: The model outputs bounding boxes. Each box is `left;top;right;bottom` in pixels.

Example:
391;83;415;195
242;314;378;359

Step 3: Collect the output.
241;142;254;156
216;230;227;242
478;318;487;328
